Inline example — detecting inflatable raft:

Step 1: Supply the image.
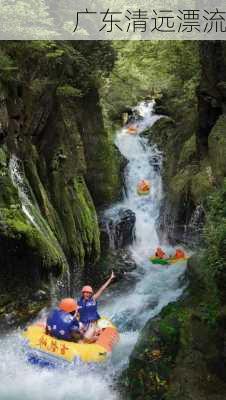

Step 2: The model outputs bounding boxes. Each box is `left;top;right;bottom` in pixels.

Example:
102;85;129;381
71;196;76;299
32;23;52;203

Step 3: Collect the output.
22;317;119;367
137;188;150;196
127;126;138;134
137;180;151;196
149;256;189;265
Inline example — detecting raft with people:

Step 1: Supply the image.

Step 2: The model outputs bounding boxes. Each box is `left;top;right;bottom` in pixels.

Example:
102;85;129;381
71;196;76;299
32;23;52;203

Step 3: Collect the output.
150;248;189;265
137;179;151;195
23;317;119;367
22;272;119;367
127;125;138;134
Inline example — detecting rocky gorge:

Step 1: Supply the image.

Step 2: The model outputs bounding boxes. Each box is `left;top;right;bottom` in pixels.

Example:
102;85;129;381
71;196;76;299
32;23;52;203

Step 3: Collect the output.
121;41;226;399
0;41;123;325
0;40;226;400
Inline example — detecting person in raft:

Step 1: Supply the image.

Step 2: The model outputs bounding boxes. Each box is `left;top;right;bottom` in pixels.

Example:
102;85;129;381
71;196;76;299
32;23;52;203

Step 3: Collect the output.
138;180;150;192
78;271;115;341
174;248;186;259
155;247;168;259
46;298;84;342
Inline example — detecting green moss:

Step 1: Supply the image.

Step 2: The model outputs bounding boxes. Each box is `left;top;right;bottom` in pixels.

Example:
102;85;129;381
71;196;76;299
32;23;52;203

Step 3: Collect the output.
203;180;226;303
0;148;19;207
73;176;100;259
0;149;68;280
178;134;196;168
75;89;122;206
29;79;49;95
191;164;214;203
0;41;119;323
166;160;213;206
23;151;69;253
19;95;102;270
169;168;191;203
123;303;181;400
0;146;7;166
0;207;66;273
209;114;226;182
56;85;82;98
87;134;122;204
48;167;100;268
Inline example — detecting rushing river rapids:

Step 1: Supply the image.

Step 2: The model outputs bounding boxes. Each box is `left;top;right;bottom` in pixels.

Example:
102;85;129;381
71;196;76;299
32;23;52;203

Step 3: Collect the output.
0;101;187;400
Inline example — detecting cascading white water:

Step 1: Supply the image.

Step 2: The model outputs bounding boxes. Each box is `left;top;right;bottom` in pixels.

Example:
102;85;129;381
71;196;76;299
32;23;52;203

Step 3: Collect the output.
115;103;163;263
9;154;70;294
100;100;187;367
9;155;40;230
0;101;187;400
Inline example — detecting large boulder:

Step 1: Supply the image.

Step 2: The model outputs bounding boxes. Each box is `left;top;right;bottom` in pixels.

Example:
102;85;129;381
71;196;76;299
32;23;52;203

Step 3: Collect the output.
100;207;136;251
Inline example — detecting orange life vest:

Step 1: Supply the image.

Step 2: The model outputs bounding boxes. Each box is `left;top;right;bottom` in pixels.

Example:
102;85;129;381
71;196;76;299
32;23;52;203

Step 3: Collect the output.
155;248;166;259
174;249;185;259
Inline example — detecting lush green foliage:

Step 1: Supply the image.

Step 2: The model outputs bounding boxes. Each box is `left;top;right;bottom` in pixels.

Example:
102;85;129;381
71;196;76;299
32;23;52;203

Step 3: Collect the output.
101;41;200;121
0;41;115;99
204;181;226;294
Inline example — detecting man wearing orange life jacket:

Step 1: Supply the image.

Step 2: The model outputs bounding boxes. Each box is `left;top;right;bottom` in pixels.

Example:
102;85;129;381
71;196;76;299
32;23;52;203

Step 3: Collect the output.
155;247;167;259
174;249;186;259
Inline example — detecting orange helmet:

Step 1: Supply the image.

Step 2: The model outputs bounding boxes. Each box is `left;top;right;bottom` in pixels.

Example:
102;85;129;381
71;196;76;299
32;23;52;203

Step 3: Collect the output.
58;298;77;313
82;285;93;294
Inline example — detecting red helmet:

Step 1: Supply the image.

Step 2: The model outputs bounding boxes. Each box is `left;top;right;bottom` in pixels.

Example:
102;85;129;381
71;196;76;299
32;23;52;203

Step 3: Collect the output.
81;285;93;294
58;298;77;313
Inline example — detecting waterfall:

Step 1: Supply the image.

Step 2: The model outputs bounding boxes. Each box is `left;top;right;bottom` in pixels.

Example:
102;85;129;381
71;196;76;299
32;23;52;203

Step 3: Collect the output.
9;155;40;230
100;101;187;334
9;155;70;293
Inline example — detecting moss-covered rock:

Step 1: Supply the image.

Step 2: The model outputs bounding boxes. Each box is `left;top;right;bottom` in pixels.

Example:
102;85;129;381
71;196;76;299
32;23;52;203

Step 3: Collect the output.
209;114;226;183
76;88;123;207
191;163;214;204
0;152;68;304
0;41;122;323
178;135;196;168
197;42;226;157
123;255;226;400
121;303;181;400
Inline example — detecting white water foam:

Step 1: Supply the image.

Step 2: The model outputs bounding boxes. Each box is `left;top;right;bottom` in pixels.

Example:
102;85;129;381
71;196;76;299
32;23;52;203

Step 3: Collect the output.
9;155;40;229
100;99;187;372
0;332;117;400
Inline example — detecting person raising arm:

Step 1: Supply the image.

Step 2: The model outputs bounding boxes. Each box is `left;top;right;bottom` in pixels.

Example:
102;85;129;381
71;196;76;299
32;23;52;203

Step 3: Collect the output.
93;270;115;301
78;271;115;341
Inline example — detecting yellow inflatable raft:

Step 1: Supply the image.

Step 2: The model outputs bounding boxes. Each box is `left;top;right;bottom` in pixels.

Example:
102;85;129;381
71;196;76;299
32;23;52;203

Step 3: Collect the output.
23;318;119;366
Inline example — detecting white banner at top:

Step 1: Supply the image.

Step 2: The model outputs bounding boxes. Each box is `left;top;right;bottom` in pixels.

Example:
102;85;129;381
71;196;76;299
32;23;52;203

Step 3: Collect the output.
1;0;226;40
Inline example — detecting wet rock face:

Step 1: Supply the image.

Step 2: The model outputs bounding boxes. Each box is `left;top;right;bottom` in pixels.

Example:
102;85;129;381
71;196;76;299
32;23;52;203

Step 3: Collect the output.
121;255;226;400
100;208;136;251
121;303;181;400
197;41;226;157
0;42;122;323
